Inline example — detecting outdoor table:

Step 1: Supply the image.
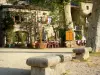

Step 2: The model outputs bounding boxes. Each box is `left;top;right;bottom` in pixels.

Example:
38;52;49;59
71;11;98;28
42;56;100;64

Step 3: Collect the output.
76;40;86;46
47;41;59;48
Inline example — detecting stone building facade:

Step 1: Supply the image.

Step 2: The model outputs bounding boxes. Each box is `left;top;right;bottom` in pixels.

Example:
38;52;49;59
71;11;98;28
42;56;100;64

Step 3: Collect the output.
0;1;93;47
0;0;7;4
71;1;93;40
0;4;53;46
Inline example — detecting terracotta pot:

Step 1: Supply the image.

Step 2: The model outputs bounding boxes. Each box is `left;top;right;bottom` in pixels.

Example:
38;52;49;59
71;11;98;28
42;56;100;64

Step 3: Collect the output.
39;43;47;49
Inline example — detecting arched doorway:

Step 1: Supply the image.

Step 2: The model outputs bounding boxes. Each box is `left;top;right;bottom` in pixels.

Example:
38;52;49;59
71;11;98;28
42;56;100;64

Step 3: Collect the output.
14;31;28;47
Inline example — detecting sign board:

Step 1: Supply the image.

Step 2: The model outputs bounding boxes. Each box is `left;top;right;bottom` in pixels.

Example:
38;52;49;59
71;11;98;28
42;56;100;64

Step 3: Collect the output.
66;30;74;41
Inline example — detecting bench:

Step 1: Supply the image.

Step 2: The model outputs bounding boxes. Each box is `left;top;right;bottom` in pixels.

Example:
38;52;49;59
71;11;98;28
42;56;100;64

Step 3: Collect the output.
26;54;72;75
73;48;89;60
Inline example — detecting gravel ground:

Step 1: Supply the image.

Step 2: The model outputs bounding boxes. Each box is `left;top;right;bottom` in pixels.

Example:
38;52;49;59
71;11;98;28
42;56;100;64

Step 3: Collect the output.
0;50;47;75
0;48;100;75
65;56;100;75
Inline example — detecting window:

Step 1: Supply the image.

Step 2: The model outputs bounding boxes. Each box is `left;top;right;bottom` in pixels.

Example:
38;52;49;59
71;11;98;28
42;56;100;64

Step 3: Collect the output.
15;15;25;24
15;16;20;24
86;6;89;10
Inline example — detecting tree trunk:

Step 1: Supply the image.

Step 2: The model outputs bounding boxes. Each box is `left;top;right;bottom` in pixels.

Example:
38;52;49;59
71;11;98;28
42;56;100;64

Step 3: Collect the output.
64;1;74;29
86;0;100;52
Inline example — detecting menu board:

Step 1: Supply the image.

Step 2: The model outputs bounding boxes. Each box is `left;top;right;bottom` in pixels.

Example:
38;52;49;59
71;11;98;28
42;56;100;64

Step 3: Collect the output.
66;30;74;41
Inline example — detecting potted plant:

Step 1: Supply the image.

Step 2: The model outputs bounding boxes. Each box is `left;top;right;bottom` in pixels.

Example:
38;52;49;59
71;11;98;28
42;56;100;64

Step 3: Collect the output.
38;41;47;49
75;34;82;40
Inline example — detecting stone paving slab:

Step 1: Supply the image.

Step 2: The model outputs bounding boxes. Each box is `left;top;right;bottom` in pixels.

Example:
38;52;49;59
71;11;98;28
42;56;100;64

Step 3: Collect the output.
0;47;92;52
0;47;92;75
0;48;74;75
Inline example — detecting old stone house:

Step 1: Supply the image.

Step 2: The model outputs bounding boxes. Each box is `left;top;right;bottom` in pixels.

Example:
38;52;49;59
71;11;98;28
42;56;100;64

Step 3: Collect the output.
0;4;51;46
0;0;93;47
71;1;93;41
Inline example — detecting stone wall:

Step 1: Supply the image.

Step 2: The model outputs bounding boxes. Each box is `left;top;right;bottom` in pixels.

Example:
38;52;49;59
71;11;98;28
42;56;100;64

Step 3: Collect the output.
0;0;7;4
81;2;93;15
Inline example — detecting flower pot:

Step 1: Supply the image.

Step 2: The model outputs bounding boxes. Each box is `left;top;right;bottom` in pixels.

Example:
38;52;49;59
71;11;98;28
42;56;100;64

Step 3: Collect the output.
39;43;47;49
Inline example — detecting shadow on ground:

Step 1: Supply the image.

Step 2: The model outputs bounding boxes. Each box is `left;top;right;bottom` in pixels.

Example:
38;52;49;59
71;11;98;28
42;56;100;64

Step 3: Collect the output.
0;67;30;75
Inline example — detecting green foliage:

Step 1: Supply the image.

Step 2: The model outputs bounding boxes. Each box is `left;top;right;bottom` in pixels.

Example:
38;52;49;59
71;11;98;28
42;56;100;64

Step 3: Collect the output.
30;0;84;11
7;0;18;4
3;16;14;31
71;0;80;5
61;70;70;75
75;34;82;40
49;5;60;24
30;0;45;4
15;31;27;44
72;0;84;2
59;28;66;41
6;29;14;44
3;14;15;45
71;0;85;6
49;36;55;41
90;52;100;57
